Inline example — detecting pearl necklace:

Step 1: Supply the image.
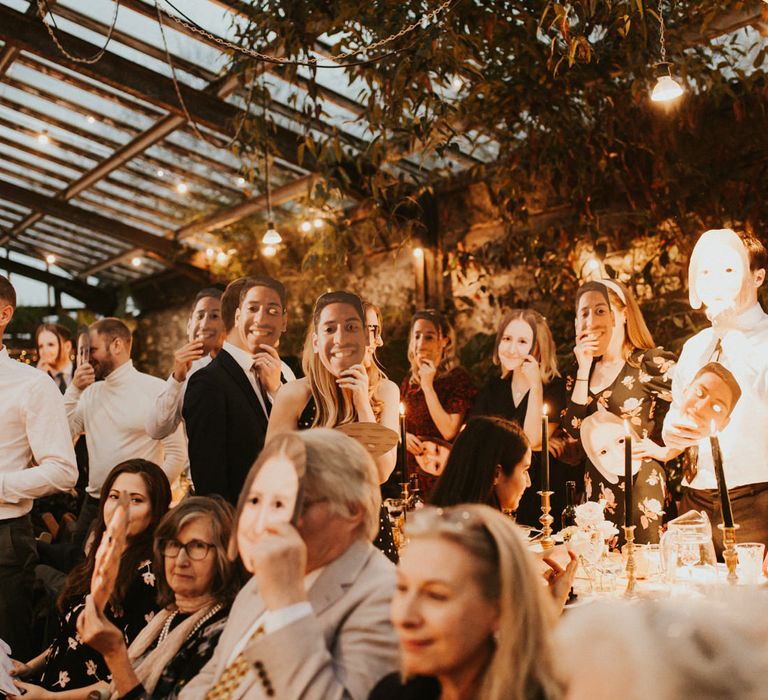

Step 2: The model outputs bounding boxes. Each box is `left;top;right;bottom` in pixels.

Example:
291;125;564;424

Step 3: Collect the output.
158;602;224;644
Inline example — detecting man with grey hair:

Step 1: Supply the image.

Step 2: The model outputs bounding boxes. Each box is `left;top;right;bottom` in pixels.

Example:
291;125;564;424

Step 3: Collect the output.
179;428;397;700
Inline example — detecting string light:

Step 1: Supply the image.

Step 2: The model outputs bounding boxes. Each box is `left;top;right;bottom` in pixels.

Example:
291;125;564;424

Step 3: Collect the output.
313;218;324;229
37;131;50;145
86;115;96;124
205;247;215;260
131;256;142;267
300;221;312;233
156;169;165;177
237;176;246;186
45;254;56;264
176;182;188;194
263;245;277;257
216;251;229;264
413;247;424;259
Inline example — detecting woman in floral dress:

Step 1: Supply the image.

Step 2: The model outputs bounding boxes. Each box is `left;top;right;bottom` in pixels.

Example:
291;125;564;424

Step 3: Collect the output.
10;460;171;698
562;280;678;544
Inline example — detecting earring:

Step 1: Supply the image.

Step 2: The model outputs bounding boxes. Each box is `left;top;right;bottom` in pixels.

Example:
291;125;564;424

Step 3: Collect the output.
492;630;500;645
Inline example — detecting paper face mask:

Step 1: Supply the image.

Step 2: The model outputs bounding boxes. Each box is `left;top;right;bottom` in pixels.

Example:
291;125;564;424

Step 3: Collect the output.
237;455;303;575
580;409;641;484
688;229;752;320
680;362;741;434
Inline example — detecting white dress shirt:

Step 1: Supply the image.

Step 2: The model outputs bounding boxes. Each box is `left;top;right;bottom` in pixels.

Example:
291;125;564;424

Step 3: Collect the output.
64;360;187;496
222;341;296;418
144;354;213;440
0;347;77;519
663;303;768;489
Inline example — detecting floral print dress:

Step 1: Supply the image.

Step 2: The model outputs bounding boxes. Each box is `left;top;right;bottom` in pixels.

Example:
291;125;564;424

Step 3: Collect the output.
563;348;676;544
40;559;159;692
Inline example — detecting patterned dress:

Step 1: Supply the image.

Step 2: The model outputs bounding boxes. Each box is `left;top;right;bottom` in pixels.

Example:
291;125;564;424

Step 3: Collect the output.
563;348;676;544
400;367;477;500
40;559;160;692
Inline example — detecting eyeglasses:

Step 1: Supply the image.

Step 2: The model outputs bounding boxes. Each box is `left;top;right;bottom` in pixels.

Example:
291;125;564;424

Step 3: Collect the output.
160;538;215;561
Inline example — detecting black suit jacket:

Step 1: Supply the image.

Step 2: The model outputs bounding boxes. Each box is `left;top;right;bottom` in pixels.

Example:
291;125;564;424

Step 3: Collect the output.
183;349;269;504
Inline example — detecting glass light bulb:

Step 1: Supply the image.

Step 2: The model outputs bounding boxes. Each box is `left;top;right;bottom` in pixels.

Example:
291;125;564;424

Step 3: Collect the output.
263;245;277;257
262;227;282;245
651;74;684;102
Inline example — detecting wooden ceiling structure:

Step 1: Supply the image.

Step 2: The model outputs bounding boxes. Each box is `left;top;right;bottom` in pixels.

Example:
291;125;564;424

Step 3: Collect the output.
0;0;764;313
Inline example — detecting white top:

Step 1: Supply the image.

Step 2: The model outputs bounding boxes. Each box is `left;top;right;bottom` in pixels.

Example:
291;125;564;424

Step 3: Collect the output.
222;341;296;418
0;347;78;519
663;303;768;489
144;354;213;440
64;360;187;497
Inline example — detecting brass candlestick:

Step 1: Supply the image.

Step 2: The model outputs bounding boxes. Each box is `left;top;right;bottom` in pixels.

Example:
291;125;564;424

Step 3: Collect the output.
623;524;637;596
538;490;555;551
718;523;740;585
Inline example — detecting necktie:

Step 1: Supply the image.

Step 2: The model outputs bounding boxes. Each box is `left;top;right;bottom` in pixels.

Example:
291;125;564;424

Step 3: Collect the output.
204;625;265;699
251;365;271;418
54;371;67;394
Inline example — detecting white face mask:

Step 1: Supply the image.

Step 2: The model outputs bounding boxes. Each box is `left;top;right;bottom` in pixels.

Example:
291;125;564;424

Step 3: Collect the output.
689;229;753;320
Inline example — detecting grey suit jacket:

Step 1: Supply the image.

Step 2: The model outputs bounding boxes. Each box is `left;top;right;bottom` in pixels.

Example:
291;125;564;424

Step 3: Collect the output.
179;539;398;700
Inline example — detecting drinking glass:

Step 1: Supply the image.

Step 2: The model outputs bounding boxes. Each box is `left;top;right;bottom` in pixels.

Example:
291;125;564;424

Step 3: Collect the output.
735;543;765;584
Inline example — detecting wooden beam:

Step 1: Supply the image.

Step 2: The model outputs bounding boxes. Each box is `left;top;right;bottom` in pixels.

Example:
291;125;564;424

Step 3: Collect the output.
176;174;317;238
0;180;176;256
0;4;310;169
1;256;116;313
682;3;767;44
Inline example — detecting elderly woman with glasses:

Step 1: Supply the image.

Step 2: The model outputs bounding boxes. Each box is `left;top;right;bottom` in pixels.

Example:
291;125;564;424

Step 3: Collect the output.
77;497;241;700
370;504;570;700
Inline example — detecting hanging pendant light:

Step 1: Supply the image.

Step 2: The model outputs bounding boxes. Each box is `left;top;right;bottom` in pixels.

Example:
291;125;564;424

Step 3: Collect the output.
651;0;684;103
260;74;281;248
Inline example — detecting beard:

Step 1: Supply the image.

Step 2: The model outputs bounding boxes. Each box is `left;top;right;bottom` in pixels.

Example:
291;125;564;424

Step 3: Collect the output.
92;356;115;380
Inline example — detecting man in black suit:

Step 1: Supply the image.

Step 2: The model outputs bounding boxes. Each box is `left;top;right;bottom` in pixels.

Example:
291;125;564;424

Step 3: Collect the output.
183;276;295;503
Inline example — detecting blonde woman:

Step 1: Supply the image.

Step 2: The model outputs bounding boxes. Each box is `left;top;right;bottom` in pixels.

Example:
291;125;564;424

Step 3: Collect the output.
400;310;477;499
266;291;400;561
369;504;568;700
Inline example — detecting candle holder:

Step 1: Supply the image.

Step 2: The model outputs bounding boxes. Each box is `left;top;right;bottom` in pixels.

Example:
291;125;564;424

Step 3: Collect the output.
537;490;555;551
717;523;740;585
623;524;637;597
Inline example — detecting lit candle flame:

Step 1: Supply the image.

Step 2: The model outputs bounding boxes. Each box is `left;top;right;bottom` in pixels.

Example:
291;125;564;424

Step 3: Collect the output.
542;403;549;417
399;402;405;417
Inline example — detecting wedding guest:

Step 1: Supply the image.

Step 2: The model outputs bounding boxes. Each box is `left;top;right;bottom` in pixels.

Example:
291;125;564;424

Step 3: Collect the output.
77;496;240;700
370;504;567;700
431;416;532;515
145;288;225;440
663;229;768;554
267;292;400;561
267;291;400;484
558;594;768;700
9;460;171;698
0;275;77;659
401;310;477;499
183;276;295;504
36;323;74;393
563;280;677;545
65;319;186;544
472;309;570;526
179;429;398;699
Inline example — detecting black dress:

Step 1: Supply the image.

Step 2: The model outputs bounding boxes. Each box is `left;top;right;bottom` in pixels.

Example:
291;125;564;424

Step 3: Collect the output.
472;375;572;529
298;398;398;564
562;348;676;544
40;558;160;692
369;672;548;700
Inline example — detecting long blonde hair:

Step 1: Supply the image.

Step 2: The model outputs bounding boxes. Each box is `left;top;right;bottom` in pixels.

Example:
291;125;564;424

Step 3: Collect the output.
492;309;560;383
407;309;459;385
406;505;563;700
301;291;374;428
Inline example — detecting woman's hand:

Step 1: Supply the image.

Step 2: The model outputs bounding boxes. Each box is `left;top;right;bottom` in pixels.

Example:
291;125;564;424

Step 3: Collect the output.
336;364;370;412
76;594;125;659
632;437;679;463
543;550;578;611
518;355;541;386
8;659;32;679
405;432;424;456
417;359;437;390
573;331;599;374
8;680;52;699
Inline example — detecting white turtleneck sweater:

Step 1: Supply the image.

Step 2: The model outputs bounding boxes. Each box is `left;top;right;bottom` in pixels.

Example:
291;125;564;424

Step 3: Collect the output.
64;360;187;496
